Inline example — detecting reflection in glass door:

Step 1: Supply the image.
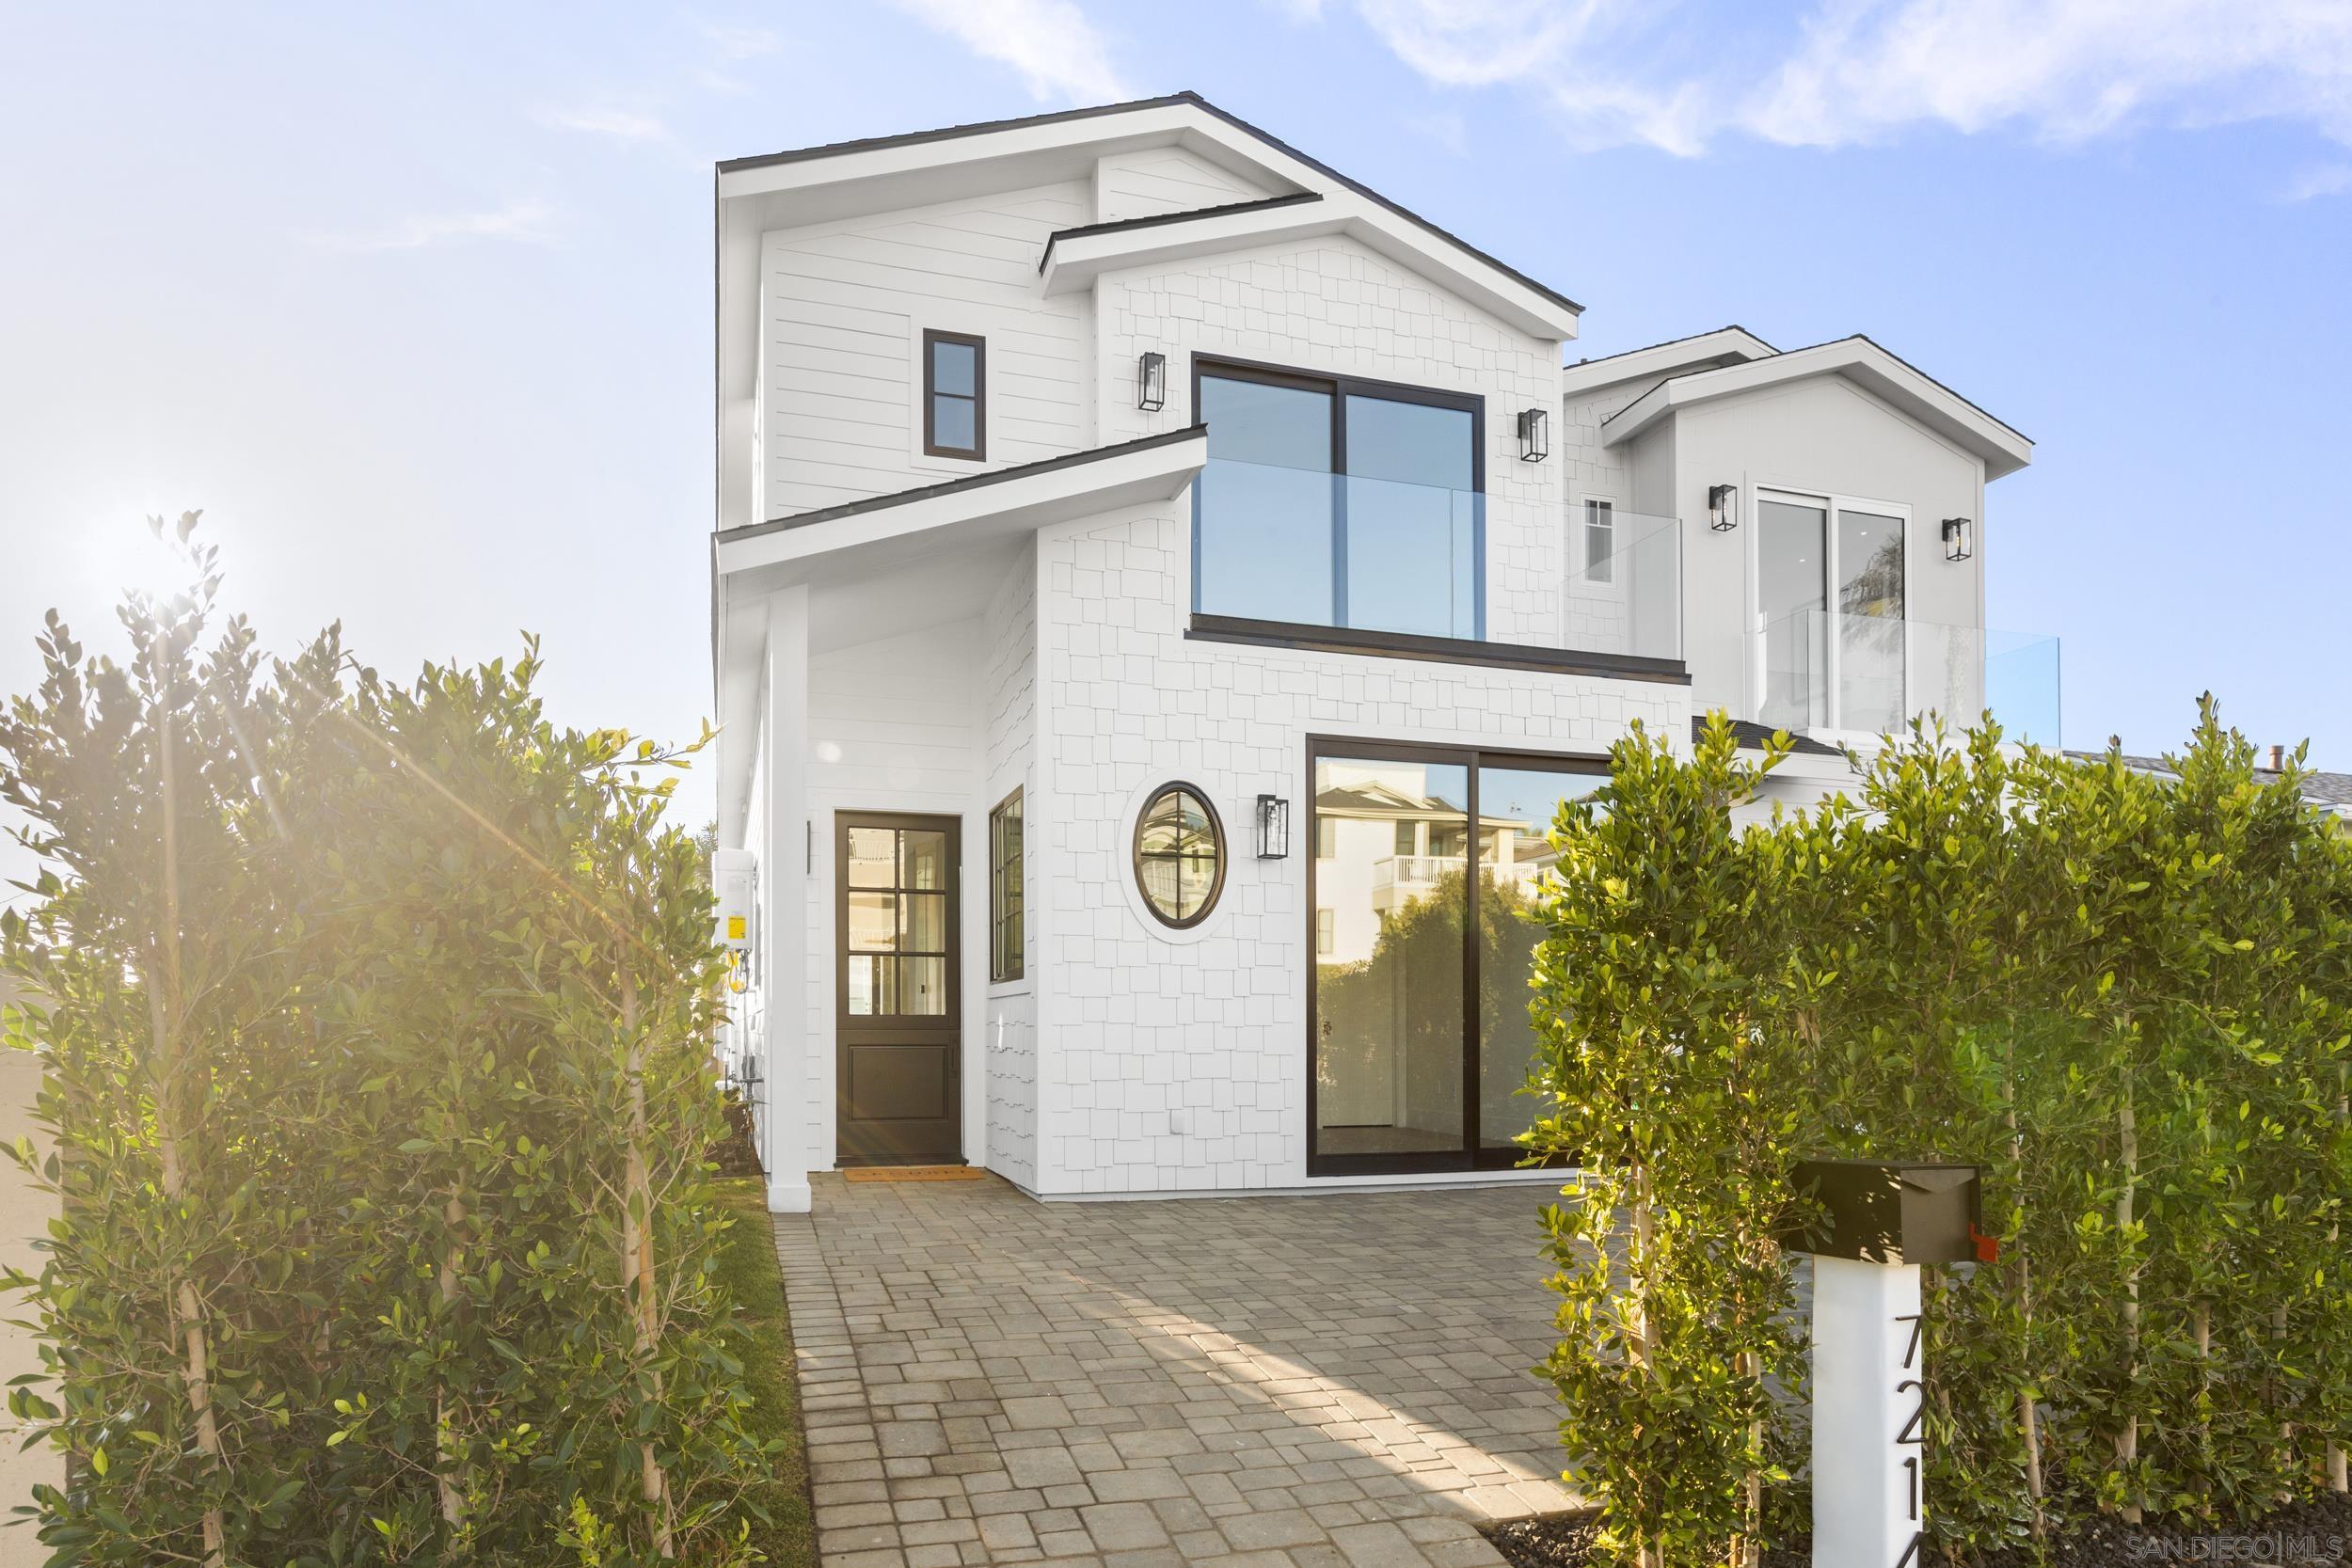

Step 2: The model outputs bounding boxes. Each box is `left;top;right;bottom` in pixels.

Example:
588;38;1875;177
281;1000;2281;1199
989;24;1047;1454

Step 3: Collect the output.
1475;764;1607;1152
1757;496;1828;732
1309;744;1606;1174
1756;492;1909;733
1311;755;1468;1157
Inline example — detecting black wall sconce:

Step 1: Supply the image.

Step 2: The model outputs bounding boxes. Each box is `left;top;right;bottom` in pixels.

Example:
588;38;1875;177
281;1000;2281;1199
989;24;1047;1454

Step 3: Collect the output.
1941;516;1974;562
1136;351;1167;412
1517;407;1549;462
1708;483;1740;531
1255;793;1290;860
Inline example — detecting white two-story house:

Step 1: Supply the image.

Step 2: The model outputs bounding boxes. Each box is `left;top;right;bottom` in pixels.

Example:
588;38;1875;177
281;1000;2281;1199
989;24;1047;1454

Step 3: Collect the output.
708;92;2047;1211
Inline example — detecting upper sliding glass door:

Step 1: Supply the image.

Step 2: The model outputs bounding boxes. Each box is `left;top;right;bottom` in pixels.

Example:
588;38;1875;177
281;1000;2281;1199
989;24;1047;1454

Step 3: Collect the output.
1756;491;1909;734
1194;360;1484;641
1309;742;1606;1175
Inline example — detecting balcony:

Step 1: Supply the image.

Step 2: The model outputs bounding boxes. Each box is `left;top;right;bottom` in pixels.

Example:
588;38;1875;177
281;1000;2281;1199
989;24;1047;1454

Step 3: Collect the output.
1370;854;1545;913
1188;457;1685;679
1756;609;2061;746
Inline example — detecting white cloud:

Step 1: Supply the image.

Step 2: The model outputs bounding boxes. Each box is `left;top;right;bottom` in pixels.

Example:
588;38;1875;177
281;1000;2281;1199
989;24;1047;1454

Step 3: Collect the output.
700;23;782;59
1408;108;1470;157
2281;162;2352;200
300;200;556;254
885;0;1131;104
531;104;673;143
1327;0;2352;157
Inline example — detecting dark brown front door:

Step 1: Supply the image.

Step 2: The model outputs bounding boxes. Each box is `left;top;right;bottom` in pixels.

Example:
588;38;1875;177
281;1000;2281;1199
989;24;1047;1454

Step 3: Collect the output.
836;813;961;1165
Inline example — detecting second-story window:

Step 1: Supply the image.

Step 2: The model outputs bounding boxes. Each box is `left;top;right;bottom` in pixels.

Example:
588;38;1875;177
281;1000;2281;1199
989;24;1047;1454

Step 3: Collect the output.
1193;360;1482;641
1583;499;1615;582
923;329;985;459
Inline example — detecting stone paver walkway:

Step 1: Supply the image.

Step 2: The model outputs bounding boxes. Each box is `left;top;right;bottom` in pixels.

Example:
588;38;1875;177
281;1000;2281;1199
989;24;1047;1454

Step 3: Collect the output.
771;1173;1580;1567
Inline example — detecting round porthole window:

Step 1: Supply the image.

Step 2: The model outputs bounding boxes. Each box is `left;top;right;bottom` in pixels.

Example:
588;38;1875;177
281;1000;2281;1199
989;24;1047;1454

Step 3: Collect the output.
1132;783;1225;929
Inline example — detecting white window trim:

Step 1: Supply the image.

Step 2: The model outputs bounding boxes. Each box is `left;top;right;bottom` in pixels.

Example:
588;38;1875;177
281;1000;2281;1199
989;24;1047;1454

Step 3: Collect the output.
1746;484;1915;733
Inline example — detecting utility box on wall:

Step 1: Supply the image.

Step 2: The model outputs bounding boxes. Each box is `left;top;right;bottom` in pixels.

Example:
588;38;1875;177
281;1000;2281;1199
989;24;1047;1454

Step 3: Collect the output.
712;848;757;958
1785;1158;1982;1267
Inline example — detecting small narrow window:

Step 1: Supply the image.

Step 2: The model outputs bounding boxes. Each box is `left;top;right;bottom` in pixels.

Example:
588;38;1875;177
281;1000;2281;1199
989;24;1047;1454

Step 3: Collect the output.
989;788;1024;982
924;329;985;459
1315;816;1337;860
1393;820;1417;858
1316;908;1335;956
1584;499;1615;583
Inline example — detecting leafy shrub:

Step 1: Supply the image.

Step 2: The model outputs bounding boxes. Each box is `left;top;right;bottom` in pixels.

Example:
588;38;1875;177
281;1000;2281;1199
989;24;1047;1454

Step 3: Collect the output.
0;519;773;1565
1526;706;2352;1565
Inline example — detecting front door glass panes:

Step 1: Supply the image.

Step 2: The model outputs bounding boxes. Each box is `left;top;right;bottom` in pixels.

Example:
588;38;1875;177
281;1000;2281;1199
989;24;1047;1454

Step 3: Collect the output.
1343;395;1479;638
1196;375;1333;625
1758;497;1828;731
1475;766;1606;1151
1313;756;1468;1157
1836;508;1905;735
845;826;949;1017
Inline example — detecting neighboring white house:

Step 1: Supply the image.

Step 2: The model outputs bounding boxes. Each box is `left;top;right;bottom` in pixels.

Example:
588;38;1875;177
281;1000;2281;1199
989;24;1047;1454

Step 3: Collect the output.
708;92;2050;1209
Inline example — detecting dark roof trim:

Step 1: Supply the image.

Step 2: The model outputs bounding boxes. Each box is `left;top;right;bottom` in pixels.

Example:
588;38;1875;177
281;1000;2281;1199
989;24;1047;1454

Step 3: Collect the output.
1567;325;1777;372
1701;717;1841;756
1189;613;1690;685
1039;192;1325;271
718;93;1200;173
715;424;1207;545
720;89;1583;318
1602;333;2031;449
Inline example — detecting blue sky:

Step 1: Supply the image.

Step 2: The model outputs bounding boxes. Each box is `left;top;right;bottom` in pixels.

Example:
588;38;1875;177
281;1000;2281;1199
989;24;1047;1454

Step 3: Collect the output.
3;1;2348;895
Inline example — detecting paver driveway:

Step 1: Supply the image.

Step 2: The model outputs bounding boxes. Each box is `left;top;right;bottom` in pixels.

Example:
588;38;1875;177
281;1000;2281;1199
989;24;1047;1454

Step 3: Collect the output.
771;1173;1581;1567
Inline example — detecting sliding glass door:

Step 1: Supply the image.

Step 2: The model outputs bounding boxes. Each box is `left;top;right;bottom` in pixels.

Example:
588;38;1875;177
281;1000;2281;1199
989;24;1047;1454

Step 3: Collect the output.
1756;490;1910;734
1308;741;1606;1175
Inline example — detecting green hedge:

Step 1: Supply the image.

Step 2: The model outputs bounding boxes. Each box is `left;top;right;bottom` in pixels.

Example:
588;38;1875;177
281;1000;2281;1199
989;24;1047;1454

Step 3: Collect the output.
0;518;778;1565
1526;705;2352;1566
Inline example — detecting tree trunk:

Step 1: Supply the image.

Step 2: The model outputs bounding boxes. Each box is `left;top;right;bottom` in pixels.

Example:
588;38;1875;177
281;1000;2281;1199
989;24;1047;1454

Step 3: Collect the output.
618;962;675;1559
2115;1090;2142;1525
1627;1161;1660;1568
2003;1081;2046;1541
437;1194;467;1534
149;687;228;1568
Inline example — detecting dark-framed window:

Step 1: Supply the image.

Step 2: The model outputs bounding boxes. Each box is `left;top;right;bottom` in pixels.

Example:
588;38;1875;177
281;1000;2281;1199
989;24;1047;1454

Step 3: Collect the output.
1133;782;1225;929
1306;736;1608;1177
923;329;986;459
1190;355;1484;641
989;788;1024;983
1583;498;1615;583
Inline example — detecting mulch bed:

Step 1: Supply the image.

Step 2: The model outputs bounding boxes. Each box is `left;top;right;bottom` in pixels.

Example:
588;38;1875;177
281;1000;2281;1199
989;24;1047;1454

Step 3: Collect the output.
1484;1491;2352;1567
711;1093;764;1179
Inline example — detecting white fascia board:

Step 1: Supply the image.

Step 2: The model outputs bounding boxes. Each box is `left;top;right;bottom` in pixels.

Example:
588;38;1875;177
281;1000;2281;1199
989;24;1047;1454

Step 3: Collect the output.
1601;339;2035;479
1559;328;1778;400
1040;188;1580;339
715;429;1209;588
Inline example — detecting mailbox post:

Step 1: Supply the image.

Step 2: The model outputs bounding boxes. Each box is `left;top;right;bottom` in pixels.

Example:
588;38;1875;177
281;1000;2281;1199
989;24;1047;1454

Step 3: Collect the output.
1786;1160;1984;1568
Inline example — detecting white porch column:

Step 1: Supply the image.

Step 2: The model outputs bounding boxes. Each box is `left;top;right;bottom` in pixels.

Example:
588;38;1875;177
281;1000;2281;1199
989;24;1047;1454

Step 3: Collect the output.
763;585;813;1213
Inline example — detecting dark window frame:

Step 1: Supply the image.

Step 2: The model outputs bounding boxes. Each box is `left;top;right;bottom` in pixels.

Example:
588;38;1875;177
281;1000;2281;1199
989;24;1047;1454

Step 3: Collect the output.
989;788;1025;984
922;328;987;460
1132;781;1227;931
1304;736;1608;1178
1188;354;1486;638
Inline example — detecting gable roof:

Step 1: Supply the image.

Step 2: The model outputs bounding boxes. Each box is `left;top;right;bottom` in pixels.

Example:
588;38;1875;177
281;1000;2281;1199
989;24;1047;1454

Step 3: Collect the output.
2064;751;2352;814
1601;335;2034;480
717;90;1581;337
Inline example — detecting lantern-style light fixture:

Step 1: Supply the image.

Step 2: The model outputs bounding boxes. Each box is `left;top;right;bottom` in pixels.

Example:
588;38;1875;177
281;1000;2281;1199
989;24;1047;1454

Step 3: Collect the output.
1708;483;1740;531
1941;516;1974;562
1136;350;1167;412
1517;407;1549;462
1255;793;1290;860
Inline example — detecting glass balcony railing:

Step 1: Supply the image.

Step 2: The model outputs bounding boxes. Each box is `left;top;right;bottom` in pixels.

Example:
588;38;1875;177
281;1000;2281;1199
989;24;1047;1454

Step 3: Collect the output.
1756;610;2061;746
1562;506;1682;664
1194;456;1483;641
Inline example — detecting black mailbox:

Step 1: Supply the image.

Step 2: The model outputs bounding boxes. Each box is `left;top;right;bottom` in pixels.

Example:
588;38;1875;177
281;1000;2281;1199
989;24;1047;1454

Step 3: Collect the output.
1784;1159;1983;1266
